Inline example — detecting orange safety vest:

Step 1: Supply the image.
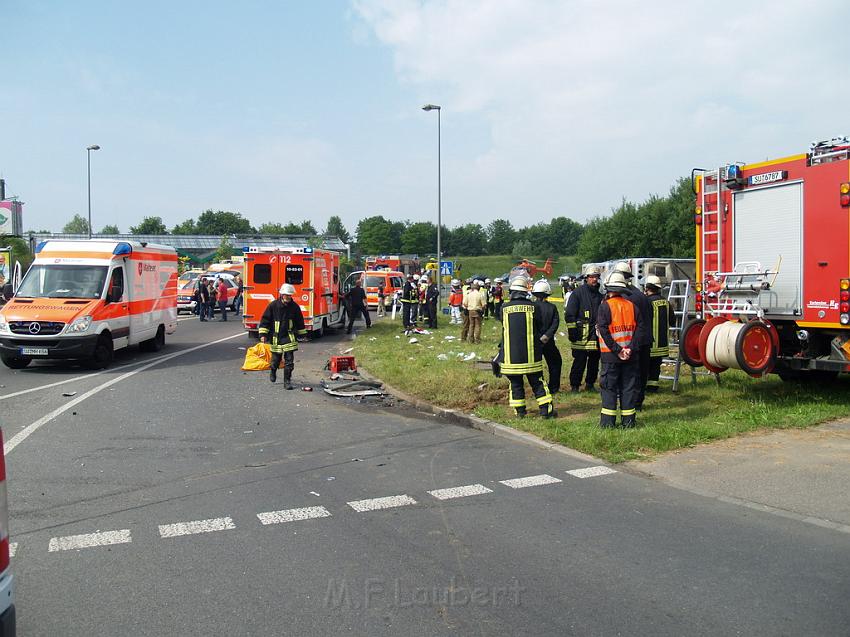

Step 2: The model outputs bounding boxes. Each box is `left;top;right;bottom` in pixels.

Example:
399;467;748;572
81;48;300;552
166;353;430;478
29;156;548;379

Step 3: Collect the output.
599;296;636;353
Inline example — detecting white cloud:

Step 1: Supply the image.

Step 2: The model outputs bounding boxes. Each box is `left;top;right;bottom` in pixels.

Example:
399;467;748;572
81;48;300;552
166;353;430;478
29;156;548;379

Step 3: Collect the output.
353;0;850;221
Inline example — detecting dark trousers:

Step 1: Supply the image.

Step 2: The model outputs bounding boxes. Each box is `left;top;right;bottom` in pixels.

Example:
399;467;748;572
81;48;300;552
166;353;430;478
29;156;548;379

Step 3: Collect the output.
198;301;208;321
636;345;651;406
494;300;503;321
402;302;415;329
271;351;295;378
427;301;437;328
647;356;663;392
218;300;228;321
542;340;562;393
600;360;639;427
506;371;552;413
347;304;371;332
569;348;600;389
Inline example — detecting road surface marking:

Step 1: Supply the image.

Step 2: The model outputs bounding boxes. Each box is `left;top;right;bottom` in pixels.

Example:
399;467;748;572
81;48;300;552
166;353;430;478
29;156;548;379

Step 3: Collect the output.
428;484;493;500
499;474;562;489
257;506;332;525
158;517;236;538
48;529;132;552
4;332;245;455
9;543;17;558
566;466;618;479
347;495;417;512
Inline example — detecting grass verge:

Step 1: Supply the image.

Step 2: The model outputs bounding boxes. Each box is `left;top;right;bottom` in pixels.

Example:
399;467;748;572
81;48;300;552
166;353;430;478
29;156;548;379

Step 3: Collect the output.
351;317;850;463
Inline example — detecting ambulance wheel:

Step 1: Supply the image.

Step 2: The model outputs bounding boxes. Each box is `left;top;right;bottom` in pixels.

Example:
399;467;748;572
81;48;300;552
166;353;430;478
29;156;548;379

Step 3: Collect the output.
680;318;706;367
311;320;327;339
1;354;31;369
141;325;165;353
88;334;114;369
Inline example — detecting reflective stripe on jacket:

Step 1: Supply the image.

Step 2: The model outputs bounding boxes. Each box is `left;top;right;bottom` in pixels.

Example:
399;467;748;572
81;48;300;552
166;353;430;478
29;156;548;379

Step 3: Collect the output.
649;294;671;358
499;299;544;374
258;298;307;353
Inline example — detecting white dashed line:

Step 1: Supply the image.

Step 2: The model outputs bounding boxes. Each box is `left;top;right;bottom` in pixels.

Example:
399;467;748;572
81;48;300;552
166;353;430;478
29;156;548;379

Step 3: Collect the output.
48;529;132;552
567;466;618;479
257;506;332;525
499;474;562;489
158;517;236;538
428;484;493;500
347;495;417;512
9;543;17;558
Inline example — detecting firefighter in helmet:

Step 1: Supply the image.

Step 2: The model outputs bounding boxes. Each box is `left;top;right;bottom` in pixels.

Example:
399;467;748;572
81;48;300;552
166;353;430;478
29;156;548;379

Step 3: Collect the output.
613;261;653;409
644;275;675;394
596;271;644;428
565;265;603;392
498;276;556;419
259;283;307;389
401;273;418;335
531;278;562;394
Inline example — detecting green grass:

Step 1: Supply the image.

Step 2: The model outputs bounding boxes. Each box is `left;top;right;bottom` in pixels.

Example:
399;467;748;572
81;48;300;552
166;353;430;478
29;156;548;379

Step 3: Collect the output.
451;255;579;280
353;318;850;463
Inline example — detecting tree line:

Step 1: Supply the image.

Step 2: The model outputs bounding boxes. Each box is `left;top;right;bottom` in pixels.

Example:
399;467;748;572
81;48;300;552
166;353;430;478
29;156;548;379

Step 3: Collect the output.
50;175;696;264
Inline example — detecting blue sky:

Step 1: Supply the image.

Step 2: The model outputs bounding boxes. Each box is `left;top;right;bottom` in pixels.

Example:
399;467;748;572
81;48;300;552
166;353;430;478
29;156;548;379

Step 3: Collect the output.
2;0;848;237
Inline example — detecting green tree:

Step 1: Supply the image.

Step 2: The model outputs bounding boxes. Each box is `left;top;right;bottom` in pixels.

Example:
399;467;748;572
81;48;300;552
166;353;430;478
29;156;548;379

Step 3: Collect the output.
401;222;436;255
257;222;288;234
444;223;486;256
511;239;533;259
356;216;401;254
171;218;198;235
324;215;350;244
100;224;120;234
196;210;254;235
298;220;317;235
547;217;584;256
130;216;167;235
214;235;234;262
62;214;90;234
0;236;33;272
486;219;516;254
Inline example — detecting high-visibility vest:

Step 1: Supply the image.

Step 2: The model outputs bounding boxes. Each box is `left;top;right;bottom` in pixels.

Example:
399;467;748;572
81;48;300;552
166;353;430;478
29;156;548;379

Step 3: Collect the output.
649;295;670;358
599;296;636;354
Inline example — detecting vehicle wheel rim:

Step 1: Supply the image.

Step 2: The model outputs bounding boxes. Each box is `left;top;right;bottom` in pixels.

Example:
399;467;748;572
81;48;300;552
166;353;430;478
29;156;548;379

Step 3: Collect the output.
738;323;773;373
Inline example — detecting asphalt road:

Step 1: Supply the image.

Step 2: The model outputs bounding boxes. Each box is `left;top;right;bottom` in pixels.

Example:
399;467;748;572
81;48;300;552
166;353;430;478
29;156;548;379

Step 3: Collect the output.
2;315;849;636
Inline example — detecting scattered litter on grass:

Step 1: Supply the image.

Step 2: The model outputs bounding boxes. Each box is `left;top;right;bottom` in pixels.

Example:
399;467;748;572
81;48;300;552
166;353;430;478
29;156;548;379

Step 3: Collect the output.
463;352;476;361
395;335;401;339
443;335;457;340
62;391;77;397
437;354;448;361
427;346;434;349
408;357;415;361
369;337;377;341
342;347;354;354
476;383;488;391
409;337;419;344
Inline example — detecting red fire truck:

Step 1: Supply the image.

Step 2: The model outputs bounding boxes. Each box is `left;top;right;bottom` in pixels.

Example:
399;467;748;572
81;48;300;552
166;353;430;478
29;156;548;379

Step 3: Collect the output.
365;254;420;275
242;247;342;338
682;137;850;380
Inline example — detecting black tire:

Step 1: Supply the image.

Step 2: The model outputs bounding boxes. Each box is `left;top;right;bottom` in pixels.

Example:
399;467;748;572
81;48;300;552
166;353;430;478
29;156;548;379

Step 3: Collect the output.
311;320;326;340
87;334;114;369
1;354;31;369
248;330;259;340
140;325;165;352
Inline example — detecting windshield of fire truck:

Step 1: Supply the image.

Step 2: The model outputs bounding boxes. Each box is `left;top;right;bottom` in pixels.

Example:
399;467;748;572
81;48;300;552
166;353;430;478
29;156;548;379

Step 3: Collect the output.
16;264;109;299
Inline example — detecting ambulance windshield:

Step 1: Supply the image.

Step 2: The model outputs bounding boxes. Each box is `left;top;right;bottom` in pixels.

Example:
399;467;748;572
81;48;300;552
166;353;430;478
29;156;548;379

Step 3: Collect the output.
17;265;109;299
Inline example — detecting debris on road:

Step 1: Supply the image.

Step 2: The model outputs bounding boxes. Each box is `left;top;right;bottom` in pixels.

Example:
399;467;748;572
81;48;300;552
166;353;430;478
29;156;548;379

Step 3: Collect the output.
302;386;313;392
62;392;77;397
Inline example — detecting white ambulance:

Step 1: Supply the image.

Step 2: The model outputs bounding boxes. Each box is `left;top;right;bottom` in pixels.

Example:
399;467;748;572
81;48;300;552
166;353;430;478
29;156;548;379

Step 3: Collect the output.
0;240;178;369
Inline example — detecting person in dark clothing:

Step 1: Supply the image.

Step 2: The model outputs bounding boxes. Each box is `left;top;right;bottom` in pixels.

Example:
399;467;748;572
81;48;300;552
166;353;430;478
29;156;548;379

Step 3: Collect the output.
596;272;644;428
497;276;556;419
614;262;654;409
197;277;210;322
564;267;603;392
426;278;439;329
401;274;418;334
376;281;386;318
532;279;562;394
643;275;675;394
259;283;307;389
346;279;371;334
492;278;504;320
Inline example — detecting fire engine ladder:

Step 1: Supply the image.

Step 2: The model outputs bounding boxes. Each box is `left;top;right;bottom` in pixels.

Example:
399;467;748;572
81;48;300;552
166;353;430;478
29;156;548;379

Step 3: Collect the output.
660;279;694;392
699;168;723;276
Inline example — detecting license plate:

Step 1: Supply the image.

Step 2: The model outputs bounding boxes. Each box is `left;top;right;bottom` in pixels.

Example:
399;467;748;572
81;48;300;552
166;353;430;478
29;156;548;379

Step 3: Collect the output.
21;347;48;356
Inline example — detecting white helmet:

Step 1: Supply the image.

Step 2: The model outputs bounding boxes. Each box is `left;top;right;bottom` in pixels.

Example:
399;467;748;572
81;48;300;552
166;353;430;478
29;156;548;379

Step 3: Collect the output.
605;272;629;291
451;278;460;286
413;273;420;280
532;279;552;295
509;276;530;292
584;265;601;277
494;277;502;283
613;261;633;278
279;283;296;295
485;278;491;284
645;275;664;289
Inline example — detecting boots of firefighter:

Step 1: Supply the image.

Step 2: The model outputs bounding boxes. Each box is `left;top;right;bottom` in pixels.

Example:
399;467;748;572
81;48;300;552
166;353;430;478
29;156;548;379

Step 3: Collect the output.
270;366;277;383
539;403;557;419
621;409;637;428
283;370;293;390
514;407;527;418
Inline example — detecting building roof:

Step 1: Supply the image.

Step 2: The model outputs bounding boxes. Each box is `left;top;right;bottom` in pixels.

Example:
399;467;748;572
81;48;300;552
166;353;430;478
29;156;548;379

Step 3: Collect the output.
27;233;348;252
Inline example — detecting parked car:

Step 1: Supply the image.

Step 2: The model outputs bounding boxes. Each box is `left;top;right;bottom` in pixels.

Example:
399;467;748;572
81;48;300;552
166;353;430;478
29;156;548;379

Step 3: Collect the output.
177;273;240;314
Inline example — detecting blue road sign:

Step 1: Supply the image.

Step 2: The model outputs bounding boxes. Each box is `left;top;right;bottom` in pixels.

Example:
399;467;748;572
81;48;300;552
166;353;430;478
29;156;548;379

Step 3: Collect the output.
440;260;453;276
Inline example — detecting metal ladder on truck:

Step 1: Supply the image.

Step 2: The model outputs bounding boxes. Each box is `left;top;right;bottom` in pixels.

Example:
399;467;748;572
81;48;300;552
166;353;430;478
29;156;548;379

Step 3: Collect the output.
698;167;724;278
661;279;695;392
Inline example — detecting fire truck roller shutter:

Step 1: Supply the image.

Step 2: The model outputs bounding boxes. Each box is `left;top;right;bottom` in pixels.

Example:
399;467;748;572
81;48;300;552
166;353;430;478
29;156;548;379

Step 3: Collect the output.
733;182;803;316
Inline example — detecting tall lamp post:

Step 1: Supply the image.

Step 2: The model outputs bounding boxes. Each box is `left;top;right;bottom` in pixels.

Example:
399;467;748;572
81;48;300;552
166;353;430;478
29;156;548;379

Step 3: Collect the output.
421;104;441;312
86;144;101;239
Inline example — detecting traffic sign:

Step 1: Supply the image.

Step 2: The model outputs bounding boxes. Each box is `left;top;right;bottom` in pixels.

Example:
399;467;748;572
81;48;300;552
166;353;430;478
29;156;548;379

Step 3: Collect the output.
440;260;453;276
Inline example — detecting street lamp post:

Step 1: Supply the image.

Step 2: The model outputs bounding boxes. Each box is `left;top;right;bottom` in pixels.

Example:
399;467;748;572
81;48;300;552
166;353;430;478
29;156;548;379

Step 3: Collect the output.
421;104;441;313
86;144;101;239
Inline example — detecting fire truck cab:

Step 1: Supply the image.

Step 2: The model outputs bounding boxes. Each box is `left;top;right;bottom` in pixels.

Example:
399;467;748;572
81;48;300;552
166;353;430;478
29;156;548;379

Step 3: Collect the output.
242;247;342;338
684;137;850;379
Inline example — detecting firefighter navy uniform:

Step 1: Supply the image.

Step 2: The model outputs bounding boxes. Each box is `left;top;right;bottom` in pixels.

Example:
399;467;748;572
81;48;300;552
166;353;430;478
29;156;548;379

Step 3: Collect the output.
259;296;307;387
534;295;562;394
646;291;674;392
498;295;555;417
596;293;644;428
401;278;418;331
564;279;603;390
623;284;654;408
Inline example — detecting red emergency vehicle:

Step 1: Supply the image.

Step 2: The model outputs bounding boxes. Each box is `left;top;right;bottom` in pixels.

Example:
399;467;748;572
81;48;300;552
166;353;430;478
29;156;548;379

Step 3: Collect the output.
242;247;342;338
365;254;420;275
683;137;850;380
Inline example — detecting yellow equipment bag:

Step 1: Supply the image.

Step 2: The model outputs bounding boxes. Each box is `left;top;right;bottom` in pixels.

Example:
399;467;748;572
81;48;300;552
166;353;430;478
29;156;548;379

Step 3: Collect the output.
242;343;272;371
